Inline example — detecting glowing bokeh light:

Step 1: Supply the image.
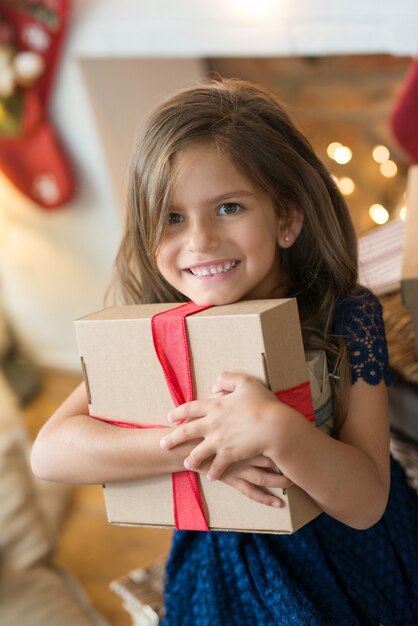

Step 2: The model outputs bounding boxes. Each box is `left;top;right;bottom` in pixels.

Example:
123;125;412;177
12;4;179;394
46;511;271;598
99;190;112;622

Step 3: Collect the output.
333;146;352;164
400;206;407;221
380;160;398;178
327;142;342;159
372;145;390;164
369;204;389;225
338;177;355;195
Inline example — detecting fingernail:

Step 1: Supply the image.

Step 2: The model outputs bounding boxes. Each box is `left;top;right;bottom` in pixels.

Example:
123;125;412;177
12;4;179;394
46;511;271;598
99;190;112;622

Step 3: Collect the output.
207;473;215;481
184;459;191;470
271;500;282;508
160;438;168;449
167;412;172;422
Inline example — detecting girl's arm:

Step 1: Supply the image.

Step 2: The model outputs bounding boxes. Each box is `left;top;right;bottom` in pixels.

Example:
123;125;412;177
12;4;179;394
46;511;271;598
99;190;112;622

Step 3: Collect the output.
31;382;291;508
265;377;390;530
160;372;390;530
30;382;200;484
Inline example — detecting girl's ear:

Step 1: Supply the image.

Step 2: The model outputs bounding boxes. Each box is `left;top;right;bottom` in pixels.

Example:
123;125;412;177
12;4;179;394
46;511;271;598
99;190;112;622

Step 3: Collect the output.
277;207;305;248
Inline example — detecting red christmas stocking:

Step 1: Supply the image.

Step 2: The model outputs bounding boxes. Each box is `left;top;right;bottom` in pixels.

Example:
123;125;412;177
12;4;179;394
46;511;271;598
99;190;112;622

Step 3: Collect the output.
390;57;418;164
0;0;74;209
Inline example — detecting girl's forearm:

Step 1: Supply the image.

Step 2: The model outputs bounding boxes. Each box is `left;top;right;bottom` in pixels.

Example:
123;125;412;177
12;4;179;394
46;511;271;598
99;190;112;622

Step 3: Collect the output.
267;414;389;530
31;414;196;485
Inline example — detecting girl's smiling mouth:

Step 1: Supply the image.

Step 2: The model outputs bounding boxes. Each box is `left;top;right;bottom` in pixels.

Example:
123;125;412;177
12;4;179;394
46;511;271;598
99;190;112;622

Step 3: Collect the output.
185;260;241;277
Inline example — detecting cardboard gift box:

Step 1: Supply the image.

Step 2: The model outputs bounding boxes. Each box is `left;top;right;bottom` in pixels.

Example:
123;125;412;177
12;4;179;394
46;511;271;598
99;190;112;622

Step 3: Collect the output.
75;299;332;534
401;165;418;354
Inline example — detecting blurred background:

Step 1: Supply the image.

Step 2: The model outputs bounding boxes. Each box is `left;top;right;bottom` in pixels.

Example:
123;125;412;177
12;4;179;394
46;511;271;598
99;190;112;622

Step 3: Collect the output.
0;0;416;371
0;1;417;626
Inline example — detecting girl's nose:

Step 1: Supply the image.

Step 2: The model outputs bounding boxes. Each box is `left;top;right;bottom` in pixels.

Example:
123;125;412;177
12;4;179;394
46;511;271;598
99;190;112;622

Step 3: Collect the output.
186;218;219;252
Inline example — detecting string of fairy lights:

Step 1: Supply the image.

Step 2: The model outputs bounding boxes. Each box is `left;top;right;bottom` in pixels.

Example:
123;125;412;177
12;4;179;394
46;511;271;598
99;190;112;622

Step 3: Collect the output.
327;142;406;226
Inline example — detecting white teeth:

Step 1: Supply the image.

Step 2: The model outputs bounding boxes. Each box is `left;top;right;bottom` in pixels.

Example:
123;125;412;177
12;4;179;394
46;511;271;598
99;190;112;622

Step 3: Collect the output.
189;261;237;276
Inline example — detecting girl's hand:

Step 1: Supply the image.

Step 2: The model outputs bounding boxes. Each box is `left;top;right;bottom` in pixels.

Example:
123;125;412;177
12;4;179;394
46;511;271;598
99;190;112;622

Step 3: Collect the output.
160;371;298;481
199;455;293;508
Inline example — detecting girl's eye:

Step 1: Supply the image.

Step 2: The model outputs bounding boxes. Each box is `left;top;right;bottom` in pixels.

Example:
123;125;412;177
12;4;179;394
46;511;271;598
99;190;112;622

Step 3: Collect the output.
217;203;242;216
167;212;184;225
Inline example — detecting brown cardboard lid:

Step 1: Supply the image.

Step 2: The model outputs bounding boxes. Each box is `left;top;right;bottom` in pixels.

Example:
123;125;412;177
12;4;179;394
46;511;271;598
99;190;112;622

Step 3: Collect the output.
76;299;293;322
76;298;306;422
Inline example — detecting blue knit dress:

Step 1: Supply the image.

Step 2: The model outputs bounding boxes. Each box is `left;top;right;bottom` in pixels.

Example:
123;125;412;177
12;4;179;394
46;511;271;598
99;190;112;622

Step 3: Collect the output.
162;290;418;626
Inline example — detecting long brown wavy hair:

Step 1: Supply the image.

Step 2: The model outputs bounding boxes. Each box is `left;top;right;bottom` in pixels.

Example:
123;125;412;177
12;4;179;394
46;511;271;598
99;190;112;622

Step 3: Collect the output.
111;78;359;429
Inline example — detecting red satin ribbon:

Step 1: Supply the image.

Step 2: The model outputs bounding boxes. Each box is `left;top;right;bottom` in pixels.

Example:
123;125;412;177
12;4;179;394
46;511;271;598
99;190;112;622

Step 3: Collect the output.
151;302;211;531
275;381;315;423
89;302;316;532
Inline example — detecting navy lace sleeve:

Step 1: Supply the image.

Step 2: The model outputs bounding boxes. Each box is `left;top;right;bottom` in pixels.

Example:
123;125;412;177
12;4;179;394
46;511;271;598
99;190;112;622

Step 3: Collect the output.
332;289;392;386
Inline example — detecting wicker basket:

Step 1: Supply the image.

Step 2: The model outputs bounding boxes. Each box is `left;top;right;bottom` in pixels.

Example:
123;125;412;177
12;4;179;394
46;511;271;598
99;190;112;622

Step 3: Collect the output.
380;291;418;385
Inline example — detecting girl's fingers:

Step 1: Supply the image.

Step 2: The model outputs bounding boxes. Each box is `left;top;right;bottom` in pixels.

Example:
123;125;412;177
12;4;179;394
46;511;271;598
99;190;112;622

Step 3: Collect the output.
206;453;281;483
276;475;293;489
160;420;204;450
183;441;215;471
246;468;293;490
211;371;246;394
226;477;283;508
167;400;206;423
206;454;234;481
250;455;276;469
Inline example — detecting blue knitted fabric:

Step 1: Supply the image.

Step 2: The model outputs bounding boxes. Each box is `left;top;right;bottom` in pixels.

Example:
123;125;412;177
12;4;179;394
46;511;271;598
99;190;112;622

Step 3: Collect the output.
162;290;418;625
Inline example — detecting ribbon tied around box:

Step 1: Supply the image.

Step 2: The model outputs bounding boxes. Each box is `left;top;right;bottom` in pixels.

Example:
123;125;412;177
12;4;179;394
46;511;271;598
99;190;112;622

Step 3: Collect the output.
91;301;316;532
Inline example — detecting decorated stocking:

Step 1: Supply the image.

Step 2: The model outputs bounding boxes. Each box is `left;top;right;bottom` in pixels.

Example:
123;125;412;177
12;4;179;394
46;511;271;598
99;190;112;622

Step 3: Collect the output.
0;0;74;209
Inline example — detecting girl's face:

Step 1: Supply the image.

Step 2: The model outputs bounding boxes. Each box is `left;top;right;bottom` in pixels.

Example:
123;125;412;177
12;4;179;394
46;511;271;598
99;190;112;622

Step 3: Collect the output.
156;144;285;306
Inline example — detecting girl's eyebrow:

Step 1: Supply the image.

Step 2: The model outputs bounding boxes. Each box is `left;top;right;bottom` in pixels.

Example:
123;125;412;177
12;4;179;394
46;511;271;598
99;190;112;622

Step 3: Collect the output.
210;190;257;203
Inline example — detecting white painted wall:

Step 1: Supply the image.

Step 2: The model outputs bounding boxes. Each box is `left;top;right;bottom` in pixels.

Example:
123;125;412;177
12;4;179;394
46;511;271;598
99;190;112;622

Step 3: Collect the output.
72;0;418;57
0;0;416;371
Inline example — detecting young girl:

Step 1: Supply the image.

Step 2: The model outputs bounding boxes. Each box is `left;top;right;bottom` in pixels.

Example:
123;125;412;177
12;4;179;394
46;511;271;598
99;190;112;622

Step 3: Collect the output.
31;78;418;625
